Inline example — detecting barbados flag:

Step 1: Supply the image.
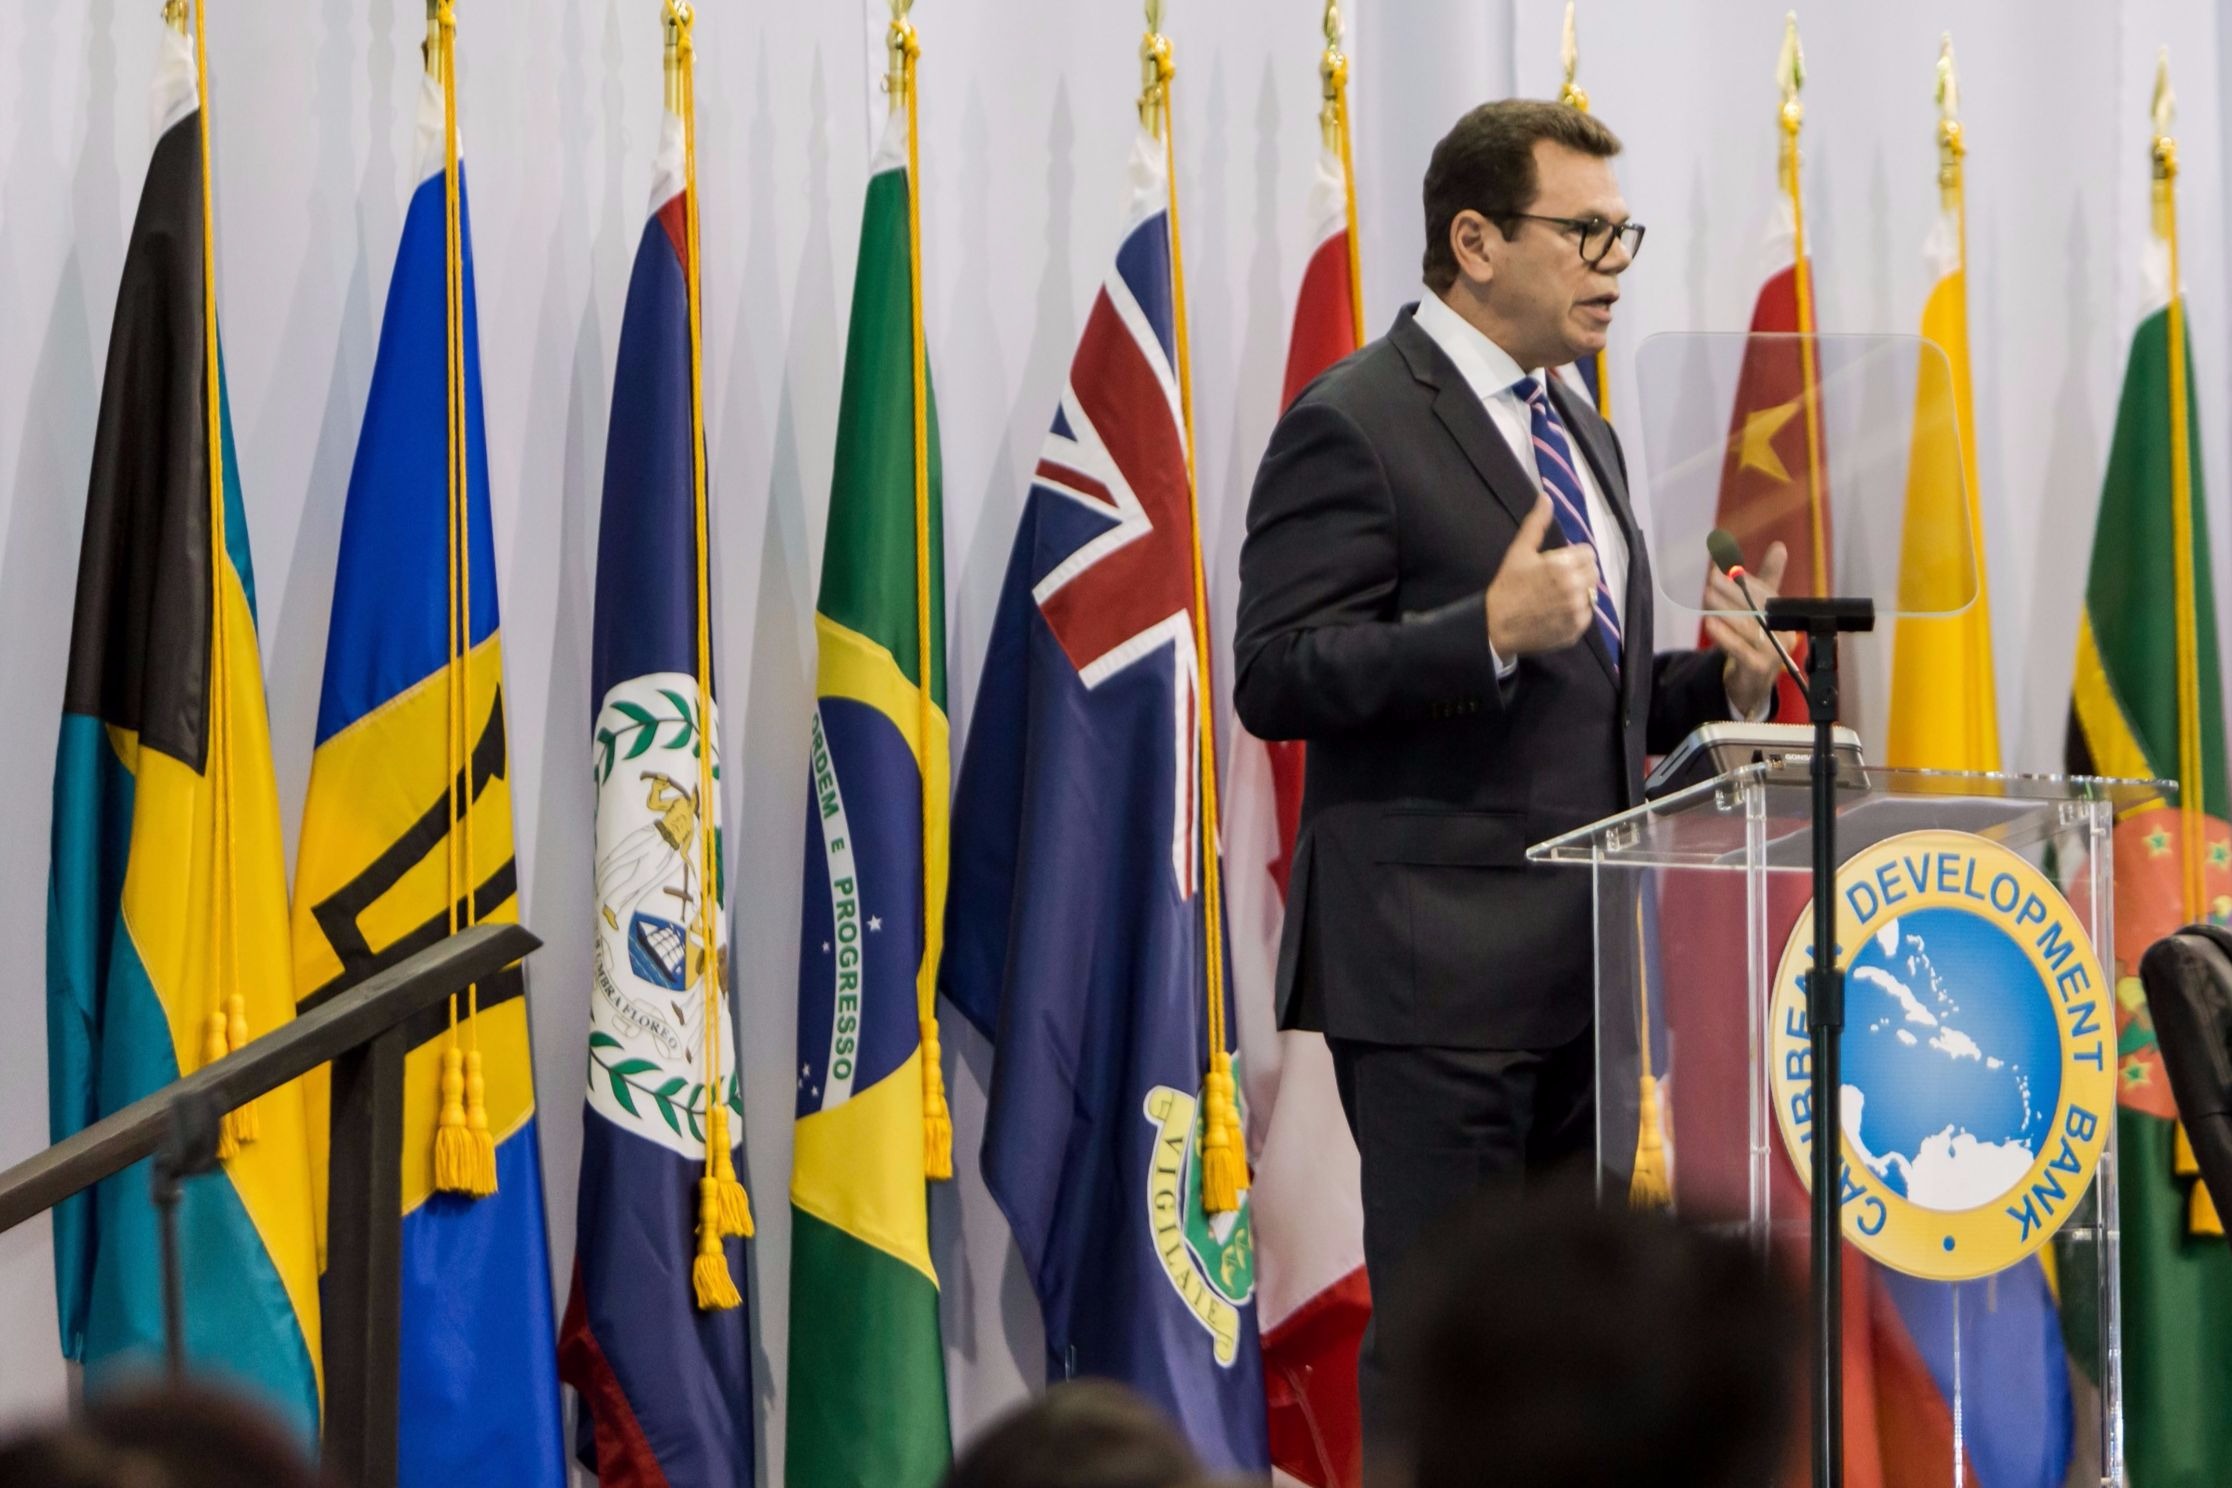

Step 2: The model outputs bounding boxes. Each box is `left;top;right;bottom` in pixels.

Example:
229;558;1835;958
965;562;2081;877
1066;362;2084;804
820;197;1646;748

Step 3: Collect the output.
789;101;952;1488
290;70;563;1486
47;18;320;1438
557;98;754;1487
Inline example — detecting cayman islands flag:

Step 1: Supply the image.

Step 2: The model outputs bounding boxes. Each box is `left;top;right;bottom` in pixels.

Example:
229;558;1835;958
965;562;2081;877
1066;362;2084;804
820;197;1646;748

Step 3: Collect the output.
290;71;564;1486
47;20;321;1437
943;125;1270;1473
556;104;754;1488
790;102;952;1488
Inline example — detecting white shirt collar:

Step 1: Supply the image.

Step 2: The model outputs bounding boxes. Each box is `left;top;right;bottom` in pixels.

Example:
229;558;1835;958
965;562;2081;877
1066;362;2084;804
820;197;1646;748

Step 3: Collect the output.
1412;291;1539;405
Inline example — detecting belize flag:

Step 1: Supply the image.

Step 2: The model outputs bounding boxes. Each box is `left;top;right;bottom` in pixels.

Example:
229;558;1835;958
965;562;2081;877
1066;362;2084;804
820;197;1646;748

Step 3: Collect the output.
289;69;564;1486
556;103;754;1487
943;125;1270;1474
47;18;321;1439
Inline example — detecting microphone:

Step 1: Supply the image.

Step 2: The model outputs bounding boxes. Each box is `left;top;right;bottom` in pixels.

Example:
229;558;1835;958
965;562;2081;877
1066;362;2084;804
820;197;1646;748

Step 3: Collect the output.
1706;528;1806;694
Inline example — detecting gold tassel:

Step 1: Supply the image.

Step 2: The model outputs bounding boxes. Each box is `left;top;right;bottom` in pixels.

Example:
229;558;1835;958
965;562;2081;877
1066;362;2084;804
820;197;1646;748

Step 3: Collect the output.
204;1010;239;1161
921;1013;954;1181
225;993;259;1146
2193;1178;2226;1237
1199;1051;1250;1214
707;1103;753;1238
433;1043;475;1194
1629;1073;1673;1210
462;1047;498;1196
692;1176;742;1311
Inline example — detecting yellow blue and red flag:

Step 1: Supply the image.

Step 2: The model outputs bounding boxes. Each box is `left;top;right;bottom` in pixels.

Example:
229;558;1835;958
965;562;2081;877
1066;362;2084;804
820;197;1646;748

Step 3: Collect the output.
47;15;320;1438
557;71;756;1487
289;62;564;1486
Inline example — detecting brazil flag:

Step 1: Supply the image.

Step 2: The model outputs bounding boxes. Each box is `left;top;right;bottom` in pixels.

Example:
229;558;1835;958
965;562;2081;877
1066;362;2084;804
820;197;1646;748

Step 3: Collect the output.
46;19;321;1439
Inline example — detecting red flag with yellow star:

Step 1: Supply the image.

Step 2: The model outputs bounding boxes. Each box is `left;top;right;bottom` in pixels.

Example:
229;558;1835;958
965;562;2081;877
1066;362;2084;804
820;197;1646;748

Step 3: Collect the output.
1708;216;1827;722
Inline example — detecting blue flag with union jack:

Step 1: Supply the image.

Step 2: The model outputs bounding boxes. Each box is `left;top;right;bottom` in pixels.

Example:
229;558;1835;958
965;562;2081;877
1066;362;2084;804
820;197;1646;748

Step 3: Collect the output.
943;127;1269;1472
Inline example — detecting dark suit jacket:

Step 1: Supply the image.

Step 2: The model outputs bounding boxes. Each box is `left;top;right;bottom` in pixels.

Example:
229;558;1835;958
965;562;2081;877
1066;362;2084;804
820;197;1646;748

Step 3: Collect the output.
1233;304;1730;1051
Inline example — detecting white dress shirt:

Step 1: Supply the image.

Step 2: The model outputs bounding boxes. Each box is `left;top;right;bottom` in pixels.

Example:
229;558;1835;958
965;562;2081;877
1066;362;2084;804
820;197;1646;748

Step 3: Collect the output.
1413;292;1629;657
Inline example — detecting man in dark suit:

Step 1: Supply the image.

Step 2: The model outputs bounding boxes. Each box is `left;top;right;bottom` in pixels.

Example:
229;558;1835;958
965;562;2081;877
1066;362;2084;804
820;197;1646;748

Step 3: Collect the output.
1233;100;1788;1460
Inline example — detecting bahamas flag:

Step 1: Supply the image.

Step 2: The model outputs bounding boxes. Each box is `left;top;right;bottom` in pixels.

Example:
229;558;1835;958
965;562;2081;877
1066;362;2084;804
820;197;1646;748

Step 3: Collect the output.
290;71;564;1486
47;19;320;1439
557;100;754;1488
943;125;1270;1473
789;102;952;1488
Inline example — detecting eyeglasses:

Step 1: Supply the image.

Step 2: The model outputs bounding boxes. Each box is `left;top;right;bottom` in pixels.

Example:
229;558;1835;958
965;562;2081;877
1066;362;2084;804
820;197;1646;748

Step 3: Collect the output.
1499;213;1647;268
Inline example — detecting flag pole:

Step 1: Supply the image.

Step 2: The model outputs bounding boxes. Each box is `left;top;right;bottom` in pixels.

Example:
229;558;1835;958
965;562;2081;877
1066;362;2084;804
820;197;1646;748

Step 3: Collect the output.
888;0;956;1184
1778;14;1829;595
2150;53;2222;1238
1143;0;1248;1215
1558;2;1611;423
1320;0;1365;347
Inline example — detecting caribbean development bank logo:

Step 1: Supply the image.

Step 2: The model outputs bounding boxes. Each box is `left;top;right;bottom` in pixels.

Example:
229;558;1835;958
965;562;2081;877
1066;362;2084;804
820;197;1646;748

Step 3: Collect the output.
1141;1081;1256;1365
1769;831;2114;1281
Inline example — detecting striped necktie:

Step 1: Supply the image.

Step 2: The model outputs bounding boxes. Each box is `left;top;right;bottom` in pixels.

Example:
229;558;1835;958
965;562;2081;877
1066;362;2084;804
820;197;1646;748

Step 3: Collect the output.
1516;375;1622;668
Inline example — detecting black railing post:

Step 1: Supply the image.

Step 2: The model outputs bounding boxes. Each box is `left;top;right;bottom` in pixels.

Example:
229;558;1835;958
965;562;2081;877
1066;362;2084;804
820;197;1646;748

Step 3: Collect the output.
323;1023;407;1488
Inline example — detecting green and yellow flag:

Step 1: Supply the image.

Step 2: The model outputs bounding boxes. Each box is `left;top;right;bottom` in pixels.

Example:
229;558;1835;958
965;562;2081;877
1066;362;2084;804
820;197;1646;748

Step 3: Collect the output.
45;6;320;1437
786;13;952;1487
2063;56;2232;1487
1886;36;1999;773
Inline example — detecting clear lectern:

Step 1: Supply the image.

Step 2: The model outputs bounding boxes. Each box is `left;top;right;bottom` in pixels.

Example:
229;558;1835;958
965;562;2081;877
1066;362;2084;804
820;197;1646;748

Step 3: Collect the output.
1531;762;2165;1486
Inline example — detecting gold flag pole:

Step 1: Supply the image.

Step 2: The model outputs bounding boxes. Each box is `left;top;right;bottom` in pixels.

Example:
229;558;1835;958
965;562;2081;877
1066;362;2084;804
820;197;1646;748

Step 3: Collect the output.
1319;0;1366;346
2151;53;2222;1238
1558;1;1612;423
1143;0;1248;1215
1778;13;1829;595
887;0;956;1184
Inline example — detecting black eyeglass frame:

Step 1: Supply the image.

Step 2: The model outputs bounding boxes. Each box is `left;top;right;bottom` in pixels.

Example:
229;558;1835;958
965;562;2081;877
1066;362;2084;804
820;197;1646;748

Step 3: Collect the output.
1496;212;1647;268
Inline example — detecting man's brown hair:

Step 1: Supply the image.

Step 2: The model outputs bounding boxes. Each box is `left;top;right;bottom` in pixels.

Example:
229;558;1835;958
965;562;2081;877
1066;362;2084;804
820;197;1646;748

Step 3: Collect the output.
1421;100;1623;292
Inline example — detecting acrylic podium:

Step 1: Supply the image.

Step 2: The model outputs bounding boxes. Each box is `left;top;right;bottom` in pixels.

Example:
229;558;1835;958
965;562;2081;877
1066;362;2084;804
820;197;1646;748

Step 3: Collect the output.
1529;759;2162;1485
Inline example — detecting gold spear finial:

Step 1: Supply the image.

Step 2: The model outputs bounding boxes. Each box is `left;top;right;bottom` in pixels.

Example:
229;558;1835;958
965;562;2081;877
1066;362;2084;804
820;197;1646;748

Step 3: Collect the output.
886;0;918;114
1319;0;1347;149
422;0;444;81
1777;12;1805;136
1140;0;1173;135
2152;48;2177;181
162;0;188;34
1936;33;1964;206
664;3;684;116
1559;2;1587;111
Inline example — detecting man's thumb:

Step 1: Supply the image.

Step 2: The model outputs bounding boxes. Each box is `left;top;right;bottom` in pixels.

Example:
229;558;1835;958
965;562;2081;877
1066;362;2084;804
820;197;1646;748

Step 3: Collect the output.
1519;493;1557;549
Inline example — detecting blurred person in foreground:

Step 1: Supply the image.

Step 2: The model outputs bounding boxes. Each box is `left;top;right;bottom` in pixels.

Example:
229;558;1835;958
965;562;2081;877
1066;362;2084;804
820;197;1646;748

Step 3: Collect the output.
1380;1191;1798;1488
942;1380;1206;1488
0;1381;326;1488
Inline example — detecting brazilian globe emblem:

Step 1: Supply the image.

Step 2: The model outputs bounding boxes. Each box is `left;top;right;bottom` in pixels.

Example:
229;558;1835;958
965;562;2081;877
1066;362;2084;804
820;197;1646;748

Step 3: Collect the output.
1141;1080;1256;1365
1768;831;2116;1281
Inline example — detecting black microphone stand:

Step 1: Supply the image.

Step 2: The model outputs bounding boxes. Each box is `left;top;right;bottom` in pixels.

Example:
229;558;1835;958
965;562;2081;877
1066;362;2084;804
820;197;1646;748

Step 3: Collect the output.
151;1090;223;1379
1763;594;1874;1488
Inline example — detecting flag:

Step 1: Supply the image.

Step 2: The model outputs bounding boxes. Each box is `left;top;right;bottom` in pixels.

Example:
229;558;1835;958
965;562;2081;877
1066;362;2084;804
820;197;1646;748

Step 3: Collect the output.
290;68;564;1486
1883;145;1998;772
788;100;952;1488
1225;127;1367;1488
943;124;1270;1474
1871;71;2074;1488
2062;186;2232;1485
556;97;754;1488
46;19;320;1438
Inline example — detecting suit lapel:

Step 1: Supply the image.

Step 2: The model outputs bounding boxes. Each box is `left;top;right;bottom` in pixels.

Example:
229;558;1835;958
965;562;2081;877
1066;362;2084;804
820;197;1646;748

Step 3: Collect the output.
1394;313;1542;528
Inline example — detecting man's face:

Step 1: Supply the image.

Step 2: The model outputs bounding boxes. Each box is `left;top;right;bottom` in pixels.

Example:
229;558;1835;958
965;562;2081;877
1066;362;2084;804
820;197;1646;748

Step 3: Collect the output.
1467;140;1633;369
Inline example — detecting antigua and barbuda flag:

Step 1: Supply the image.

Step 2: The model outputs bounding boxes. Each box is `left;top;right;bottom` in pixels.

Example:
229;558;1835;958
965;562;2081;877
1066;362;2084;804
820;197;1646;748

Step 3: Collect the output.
289;68;564;1486
788;101;952;1488
47;18;321;1439
555;101;754;1488
943;124;1270;1474
1224;129;1368;1488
